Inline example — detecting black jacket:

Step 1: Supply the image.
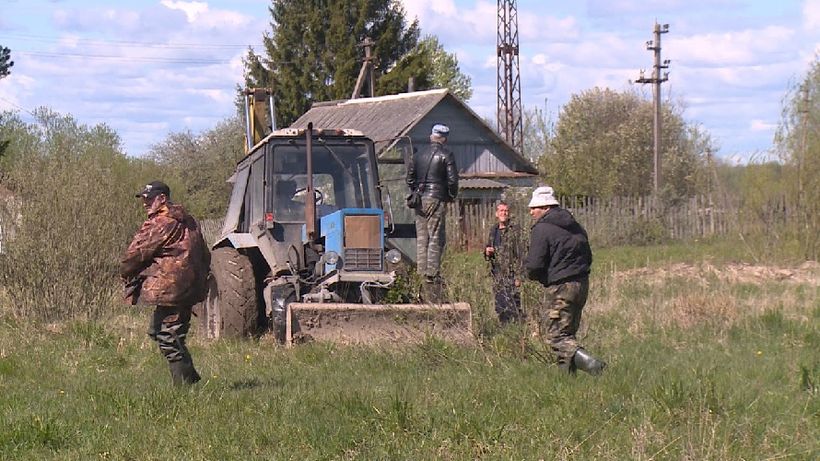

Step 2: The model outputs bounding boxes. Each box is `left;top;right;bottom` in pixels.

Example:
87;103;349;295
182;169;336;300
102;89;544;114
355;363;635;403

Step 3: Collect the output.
524;207;592;286
406;141;459;202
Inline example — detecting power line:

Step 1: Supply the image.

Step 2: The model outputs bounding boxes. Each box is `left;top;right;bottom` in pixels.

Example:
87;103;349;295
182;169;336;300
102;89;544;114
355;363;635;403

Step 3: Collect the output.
1;32;265;50
14;50;235;65
0;96;35;116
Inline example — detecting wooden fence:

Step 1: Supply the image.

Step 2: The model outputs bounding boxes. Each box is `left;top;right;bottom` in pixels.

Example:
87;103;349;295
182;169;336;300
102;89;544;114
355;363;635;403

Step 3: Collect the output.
448;193;794;250
198;193;796;250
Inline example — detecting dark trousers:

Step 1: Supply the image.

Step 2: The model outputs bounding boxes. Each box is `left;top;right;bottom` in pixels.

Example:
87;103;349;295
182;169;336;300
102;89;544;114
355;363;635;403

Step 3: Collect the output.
148;304;194;363
536;278;589;366
494;281;522;323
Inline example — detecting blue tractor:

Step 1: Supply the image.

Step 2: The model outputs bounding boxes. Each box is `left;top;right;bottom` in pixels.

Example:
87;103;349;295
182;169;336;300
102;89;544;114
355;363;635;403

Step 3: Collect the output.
200;90;471;344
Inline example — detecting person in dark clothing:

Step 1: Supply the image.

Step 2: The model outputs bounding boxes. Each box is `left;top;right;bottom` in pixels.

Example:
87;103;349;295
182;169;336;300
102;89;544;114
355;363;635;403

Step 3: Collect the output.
406;123;459;299
523;186;606;375
120;180;211;386
484;201;523;323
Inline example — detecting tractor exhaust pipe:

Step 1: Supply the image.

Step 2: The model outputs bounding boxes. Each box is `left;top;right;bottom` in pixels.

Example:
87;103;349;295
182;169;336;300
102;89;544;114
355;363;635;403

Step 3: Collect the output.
305;122;317;241
243;92;253;153
269;92;276;131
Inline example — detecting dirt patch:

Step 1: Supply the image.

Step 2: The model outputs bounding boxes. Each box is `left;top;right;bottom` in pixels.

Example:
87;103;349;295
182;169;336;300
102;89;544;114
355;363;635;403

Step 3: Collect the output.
587;261;818;333
614;261;819;286
293;304;474;346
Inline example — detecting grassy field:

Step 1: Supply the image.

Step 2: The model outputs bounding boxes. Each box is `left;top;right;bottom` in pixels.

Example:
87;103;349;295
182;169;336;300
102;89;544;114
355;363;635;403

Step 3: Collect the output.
0;240;817;460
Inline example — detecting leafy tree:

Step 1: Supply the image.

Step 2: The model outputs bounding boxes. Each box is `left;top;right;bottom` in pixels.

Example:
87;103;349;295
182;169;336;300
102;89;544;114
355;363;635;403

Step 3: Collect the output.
521;104;554;162
245;1;470;127
417;35;472;101
541;87;711;198
1;110;31;171
377;36;472;100
147;117;244;218
0;45;12;80
775;57;819;258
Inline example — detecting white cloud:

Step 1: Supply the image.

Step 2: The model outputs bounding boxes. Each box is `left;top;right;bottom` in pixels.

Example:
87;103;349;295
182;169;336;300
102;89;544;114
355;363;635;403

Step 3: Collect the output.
750;119;777;131
160;1;208;23
519;13;580;42
160;0;252;29
804;0;820;29
0;74;36;113
401;0;578;45
669;26;796;66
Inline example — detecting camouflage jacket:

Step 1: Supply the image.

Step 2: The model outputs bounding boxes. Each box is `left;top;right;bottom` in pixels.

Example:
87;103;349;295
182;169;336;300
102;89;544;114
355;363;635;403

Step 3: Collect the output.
120;203;211;306
486;222;523;283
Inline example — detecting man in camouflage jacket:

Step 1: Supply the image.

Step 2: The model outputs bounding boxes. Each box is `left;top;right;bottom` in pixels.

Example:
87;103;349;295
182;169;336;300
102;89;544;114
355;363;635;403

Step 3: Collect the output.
120;180;210;386
484;201;524;323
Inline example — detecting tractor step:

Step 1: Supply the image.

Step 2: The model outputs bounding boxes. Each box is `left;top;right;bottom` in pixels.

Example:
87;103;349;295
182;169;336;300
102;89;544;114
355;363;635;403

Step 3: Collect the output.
286;302;473;346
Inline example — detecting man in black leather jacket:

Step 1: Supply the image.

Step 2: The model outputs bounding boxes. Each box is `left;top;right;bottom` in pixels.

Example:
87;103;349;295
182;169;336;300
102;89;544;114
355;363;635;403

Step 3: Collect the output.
406;123;459;296
523;186;606;376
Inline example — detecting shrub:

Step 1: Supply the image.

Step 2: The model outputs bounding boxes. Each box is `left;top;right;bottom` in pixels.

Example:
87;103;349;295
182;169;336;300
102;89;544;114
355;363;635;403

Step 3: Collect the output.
0;109;161;321
620;217;668;246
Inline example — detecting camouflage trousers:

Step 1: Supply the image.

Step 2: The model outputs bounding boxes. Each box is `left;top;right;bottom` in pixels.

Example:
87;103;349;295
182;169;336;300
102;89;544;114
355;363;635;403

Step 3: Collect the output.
493;277;522;323
535;278;589;366
148;304;194;363
415;196;446;278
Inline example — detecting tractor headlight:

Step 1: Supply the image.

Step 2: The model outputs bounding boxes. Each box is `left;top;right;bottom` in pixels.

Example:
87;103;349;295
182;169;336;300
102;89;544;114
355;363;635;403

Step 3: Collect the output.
323;250;340;265
385;249;402;264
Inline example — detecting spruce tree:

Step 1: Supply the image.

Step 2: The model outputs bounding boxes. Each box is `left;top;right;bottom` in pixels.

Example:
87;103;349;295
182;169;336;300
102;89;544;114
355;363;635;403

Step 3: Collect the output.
0;46;13;80
245;0;424;127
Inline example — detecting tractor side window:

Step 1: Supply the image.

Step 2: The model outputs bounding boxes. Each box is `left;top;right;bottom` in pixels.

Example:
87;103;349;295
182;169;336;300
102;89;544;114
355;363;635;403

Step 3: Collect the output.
244;155;265;228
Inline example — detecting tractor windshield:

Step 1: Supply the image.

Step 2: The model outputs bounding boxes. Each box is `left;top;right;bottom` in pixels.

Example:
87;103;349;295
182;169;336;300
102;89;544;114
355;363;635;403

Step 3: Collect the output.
268;140;379;222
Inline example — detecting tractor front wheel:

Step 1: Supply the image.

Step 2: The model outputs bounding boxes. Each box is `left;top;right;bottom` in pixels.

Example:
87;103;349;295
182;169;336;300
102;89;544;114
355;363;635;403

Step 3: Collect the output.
201;247;258;338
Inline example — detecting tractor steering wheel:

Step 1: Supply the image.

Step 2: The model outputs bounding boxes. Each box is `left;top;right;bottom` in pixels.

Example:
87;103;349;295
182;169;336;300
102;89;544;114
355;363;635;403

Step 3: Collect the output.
294;187;324;206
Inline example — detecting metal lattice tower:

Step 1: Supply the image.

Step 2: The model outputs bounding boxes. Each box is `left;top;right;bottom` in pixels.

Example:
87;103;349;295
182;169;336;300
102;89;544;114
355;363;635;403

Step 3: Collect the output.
497;0;523;154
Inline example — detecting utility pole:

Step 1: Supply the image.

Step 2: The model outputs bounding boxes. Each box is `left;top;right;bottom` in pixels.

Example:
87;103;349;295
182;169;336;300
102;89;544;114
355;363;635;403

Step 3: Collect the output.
635;22;670;194
497;0;523;155
352;37;376;99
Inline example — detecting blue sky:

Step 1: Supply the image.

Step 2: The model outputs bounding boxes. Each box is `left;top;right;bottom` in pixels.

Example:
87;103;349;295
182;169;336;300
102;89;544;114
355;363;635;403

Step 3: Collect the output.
0;0;818;163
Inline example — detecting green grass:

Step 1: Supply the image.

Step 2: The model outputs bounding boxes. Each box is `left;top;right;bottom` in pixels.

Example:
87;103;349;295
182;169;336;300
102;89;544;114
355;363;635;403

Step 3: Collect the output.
0;309;816;460
593;236;805;270
0;239;818;460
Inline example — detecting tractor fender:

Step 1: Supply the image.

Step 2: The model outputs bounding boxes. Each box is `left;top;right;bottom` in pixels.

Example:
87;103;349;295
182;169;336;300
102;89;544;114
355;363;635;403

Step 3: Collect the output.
217;232;258;249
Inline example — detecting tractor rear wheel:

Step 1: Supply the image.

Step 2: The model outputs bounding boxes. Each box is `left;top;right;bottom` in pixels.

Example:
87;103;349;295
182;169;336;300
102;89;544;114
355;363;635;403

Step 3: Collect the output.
202;247;258;338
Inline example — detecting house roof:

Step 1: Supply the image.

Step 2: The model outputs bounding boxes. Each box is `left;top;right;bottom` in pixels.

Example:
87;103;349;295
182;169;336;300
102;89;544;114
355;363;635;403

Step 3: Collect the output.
293;89;448;154
290;89;538;176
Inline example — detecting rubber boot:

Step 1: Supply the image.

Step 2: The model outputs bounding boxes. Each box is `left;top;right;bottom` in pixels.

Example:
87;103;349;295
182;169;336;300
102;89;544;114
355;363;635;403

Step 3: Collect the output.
558;360;577;375
572;348;606;376
169;358;201;386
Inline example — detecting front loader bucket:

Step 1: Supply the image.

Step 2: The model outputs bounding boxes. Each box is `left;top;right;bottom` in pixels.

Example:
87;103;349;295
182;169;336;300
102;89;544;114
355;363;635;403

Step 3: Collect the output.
286;302;473;346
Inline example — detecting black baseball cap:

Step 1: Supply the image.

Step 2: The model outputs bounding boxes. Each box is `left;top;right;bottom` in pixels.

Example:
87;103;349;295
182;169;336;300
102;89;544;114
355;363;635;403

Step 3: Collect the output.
136;180;171;199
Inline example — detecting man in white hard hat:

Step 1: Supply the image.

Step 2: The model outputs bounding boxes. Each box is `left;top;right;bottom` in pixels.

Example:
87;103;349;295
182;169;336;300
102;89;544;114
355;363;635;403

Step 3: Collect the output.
523;186;606;375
